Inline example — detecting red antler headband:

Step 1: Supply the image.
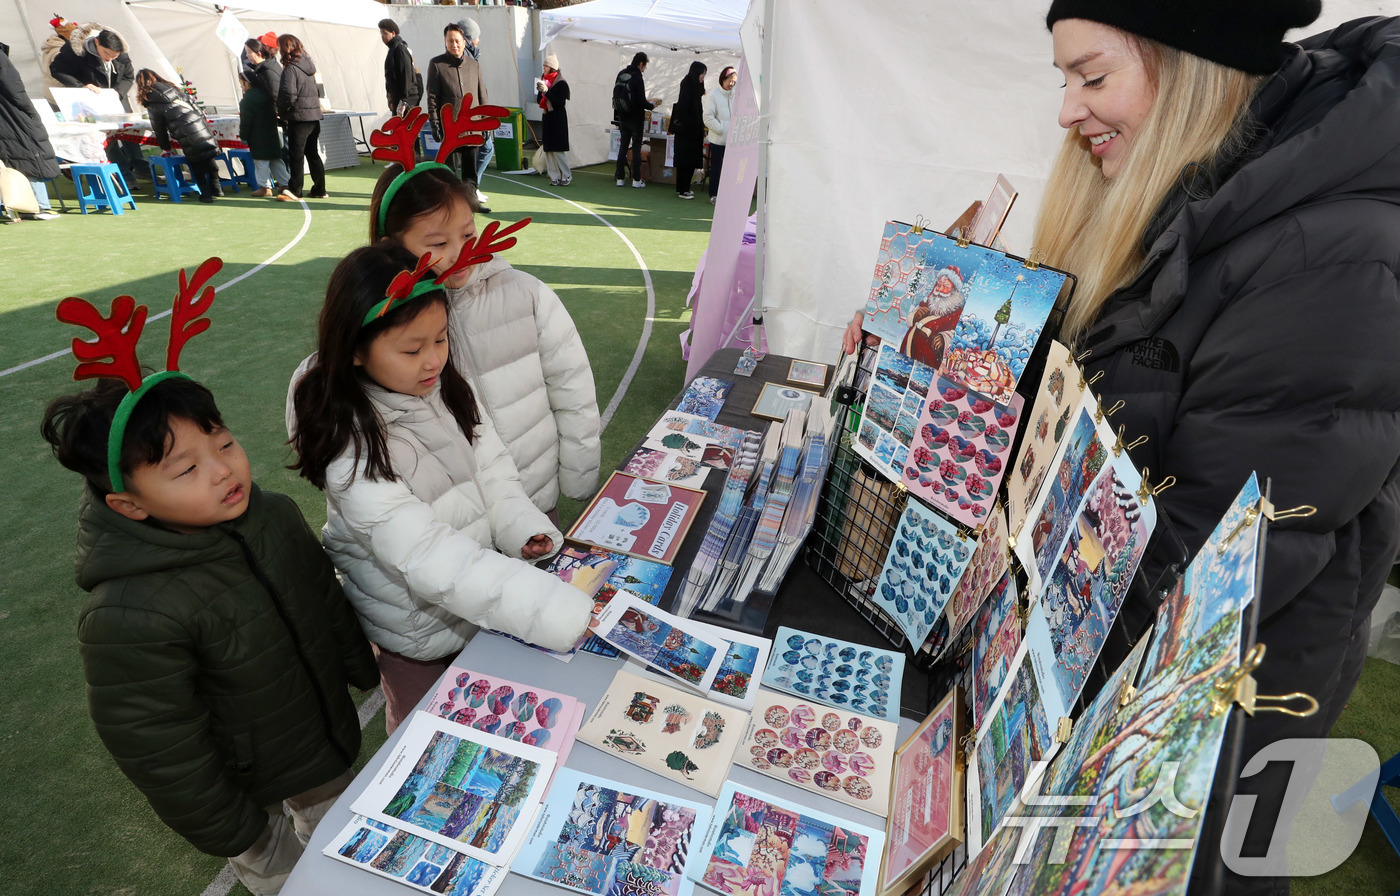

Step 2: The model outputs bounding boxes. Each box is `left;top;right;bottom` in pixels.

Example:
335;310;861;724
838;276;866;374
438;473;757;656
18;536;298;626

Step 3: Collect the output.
360;220;533;327
55;257;223;492
371;97;509;238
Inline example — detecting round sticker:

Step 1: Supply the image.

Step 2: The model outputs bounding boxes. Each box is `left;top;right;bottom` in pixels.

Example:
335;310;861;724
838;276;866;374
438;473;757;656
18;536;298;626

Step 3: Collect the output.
789;705;816;728
780;728;803;749
754;728;779;747
793;747;821;769
821;712;842;731
764;705;790;728
788;767;812;784
860;727;883;749
767;748;793;768
848;752;876;776
821;752;848;774
833;729;859;754
805;728;831;751
487;685;514;716
843;776;874;800
814;770;840;791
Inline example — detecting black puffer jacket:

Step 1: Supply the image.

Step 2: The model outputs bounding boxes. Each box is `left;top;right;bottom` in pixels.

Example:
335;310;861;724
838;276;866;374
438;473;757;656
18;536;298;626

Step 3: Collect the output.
74;485;378;856
1083;17;1400;748
278;54;323;123
143;81;219;164
250;56;283;109
0;48;59;179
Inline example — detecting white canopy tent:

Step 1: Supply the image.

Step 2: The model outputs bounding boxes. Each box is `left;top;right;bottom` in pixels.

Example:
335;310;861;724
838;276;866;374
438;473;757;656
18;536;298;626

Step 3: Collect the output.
538;0;745;53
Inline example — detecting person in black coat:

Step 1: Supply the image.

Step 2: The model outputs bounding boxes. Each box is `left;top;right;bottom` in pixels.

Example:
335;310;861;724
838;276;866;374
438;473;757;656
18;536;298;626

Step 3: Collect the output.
379;18;420;114
670;61;707;199
0;43;61;218
535;54;570;186
135;69;220;203
275;34;326;201
612;52;659;187
242;38;283;106
49;24;143;184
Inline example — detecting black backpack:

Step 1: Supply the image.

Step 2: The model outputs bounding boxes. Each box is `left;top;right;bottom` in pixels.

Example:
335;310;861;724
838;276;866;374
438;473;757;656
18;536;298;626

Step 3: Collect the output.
612;70;633;122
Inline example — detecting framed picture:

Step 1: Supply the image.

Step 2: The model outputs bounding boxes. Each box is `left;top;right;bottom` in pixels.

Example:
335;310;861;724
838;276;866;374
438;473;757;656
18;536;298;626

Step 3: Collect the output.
565;471;706;565
877;686;965;896
968;174;1017;247
750;382;818;422
786;359;829;389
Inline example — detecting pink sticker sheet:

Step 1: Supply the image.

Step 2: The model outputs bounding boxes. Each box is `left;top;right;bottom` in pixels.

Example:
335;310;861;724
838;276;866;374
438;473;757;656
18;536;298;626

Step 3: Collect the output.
902;377;1024;528
427;668;585;780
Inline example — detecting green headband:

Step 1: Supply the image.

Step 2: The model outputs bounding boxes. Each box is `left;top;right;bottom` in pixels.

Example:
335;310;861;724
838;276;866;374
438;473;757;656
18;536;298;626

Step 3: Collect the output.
375;162;455;238
107;370;191;493
361;278;444;327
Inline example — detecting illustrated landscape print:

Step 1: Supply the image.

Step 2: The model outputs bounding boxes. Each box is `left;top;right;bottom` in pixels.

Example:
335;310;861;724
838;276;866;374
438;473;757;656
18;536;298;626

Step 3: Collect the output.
762;627;906;723
692;783;885;896
853;343;936;480
594;597;725;688
324;814;509;896
350;713;555;862
512;768;711;896
543;542;672;658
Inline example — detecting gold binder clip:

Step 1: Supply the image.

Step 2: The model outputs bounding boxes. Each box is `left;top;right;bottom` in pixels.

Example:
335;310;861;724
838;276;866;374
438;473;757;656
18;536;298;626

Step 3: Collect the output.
1210;644;1320;718
1006;533;1016;551
959;732;977;756
957;636;976;659
1136;469;1176;502
956;232;971;249
1104;400;1125;417
1263;502;1318;522
1217;506;1262;555
1086;370;1105;387
1055;717;1073;744
1112;424;1125;454
911;215;928;235
1023;250;1046;271
1119;684;1137;707
1075;349;1093;363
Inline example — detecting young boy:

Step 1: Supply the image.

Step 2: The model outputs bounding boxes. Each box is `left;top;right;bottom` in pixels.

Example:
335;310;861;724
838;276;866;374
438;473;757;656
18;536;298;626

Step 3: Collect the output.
41;375;379;895
237;71;290;198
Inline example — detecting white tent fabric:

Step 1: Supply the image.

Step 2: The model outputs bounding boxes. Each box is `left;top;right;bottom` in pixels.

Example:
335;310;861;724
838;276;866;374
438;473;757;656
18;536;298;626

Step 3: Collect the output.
755;0;1392;362
388;5;537;118
538;0;746;53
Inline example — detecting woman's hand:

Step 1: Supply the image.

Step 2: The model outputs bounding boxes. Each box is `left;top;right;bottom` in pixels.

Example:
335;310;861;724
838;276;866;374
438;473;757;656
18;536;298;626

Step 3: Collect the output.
522;534;554;560
842;312;878;355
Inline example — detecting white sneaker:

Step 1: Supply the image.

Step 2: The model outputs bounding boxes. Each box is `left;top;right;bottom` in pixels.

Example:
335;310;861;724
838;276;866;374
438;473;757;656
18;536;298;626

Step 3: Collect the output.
678;191;695;200
616;178;626;187
632;180;646;188
709;197;717;205
32;211;60;220
476;190;490;203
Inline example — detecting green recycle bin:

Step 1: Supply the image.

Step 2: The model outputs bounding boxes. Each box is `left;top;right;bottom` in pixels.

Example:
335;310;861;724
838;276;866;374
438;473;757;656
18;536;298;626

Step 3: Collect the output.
492;107;525;171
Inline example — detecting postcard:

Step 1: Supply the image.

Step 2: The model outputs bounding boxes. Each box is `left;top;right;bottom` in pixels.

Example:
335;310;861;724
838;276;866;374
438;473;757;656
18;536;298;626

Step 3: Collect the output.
568;472;706;565
901;377;1024;527
853;343;937;480
511;767;712;896
690;782;886;896
577;668;749;797
1014;402;1107;595
426;669;584;778
861;222;969;348
871;498;975;648
350;712;556;863
594;593;731;691
324;815;509;896
543;542;672;659
624;447;712;488
751;382;818;422
762;627;906;723
676;376;735;421
787;360;830;389
620;608;772;710
942;504;1009;642
736;693;899;817
878;687;964;896
970;573;1020;732
1005;341;1089;537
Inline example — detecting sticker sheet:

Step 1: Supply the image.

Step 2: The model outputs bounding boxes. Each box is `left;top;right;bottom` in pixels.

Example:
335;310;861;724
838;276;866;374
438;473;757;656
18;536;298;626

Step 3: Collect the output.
970;573;1021;732
690;782;886;896
902;378;1024;527
568;472;706;565
593;593;736;693
543;542;672;659
880;688;963;896
349;712;555;863
762;627;905;723
942;504;1009;642
511;768;712;896
1005;341;1089;536
577;668;749;797
871;498;975;648
643;410;748;466
426;669;584;777
624;447;712;488
675;376;734;422
853;343;936;481
736;694;899;816
324;815;509;896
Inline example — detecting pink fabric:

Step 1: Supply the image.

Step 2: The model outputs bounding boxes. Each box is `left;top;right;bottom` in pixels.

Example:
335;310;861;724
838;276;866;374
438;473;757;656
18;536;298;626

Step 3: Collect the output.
372;643;455;735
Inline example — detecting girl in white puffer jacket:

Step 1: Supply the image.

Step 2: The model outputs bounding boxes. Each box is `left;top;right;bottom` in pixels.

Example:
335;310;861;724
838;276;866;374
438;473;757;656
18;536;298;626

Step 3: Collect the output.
289;243;592;733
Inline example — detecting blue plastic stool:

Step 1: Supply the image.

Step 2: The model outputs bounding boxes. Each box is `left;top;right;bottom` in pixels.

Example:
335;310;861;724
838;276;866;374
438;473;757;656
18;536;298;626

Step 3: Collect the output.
220;149;258;192
70;162;137;215
147;155;201;202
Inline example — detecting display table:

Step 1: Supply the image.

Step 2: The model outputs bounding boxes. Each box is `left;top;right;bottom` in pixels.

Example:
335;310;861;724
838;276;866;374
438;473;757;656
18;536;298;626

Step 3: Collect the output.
281;347;929;894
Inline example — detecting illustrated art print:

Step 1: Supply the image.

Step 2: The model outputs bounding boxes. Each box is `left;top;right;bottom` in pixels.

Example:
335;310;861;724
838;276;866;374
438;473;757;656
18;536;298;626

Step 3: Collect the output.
567;472;707;565
878;687;964;896
943;504;1009;642
1005;341;1089;536
902;378;1024;528
593;593;731;691
349;712;556;862
427;669;584;780
690;782;886;896
543;541;673;659
970;573;1021;731
324;815;509;896
1014;404;1108;595
643;410;750;468
737;693;899;817
761;627;906;723
787;360;830;389
624;447;712;488
511;767;712;896
751;382;819;422
852;343;937;481
676;376;735;421
871;498;975;648
577;668;749;797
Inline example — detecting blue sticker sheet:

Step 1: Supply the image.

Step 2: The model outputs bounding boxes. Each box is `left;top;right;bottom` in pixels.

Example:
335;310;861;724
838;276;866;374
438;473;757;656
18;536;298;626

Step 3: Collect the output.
761;626;905;722
872;499;975;648
512;767;712;896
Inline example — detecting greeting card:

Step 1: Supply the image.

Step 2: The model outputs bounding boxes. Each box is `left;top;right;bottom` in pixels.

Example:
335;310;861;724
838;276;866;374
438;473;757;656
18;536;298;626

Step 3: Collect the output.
1005;341;1089;537
568;472;706;565
676;376;734;421
970;573;1021;732
543;542;672;659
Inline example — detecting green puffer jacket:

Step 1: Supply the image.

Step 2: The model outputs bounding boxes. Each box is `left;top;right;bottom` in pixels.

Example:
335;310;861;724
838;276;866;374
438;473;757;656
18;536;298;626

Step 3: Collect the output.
73;483;379;857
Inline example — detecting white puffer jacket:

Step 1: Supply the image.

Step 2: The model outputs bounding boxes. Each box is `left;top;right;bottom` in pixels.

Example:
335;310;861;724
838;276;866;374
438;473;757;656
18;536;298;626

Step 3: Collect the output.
287;361;592;660
447;256;601;512
703;85;733;146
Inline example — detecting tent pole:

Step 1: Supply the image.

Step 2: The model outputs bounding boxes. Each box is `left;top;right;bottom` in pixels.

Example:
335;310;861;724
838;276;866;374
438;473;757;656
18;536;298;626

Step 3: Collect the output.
751;0;775;345
12;0;45;78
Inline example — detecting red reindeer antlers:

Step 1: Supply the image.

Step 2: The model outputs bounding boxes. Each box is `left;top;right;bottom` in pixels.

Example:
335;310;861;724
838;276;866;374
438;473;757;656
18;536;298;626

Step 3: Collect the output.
435;96;509;165
56;295;149;391
369;106;429;170
168;257;222;371
377;253;438;321
435;218;533;284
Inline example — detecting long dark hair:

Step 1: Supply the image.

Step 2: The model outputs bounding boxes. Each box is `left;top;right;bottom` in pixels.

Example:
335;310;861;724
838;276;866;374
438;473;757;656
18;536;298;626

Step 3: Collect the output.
290;242;481;490
369;164;479;242
134;68;175;106
679;61;707;104
277;34;305;66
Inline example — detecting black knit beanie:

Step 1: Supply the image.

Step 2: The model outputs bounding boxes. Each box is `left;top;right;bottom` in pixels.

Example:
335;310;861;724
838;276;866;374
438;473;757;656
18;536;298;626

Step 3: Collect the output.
1045;0;1321;74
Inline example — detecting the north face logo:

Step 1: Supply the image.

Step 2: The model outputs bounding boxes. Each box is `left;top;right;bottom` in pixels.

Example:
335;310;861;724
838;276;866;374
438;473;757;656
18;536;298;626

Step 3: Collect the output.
1130;337;1181;373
